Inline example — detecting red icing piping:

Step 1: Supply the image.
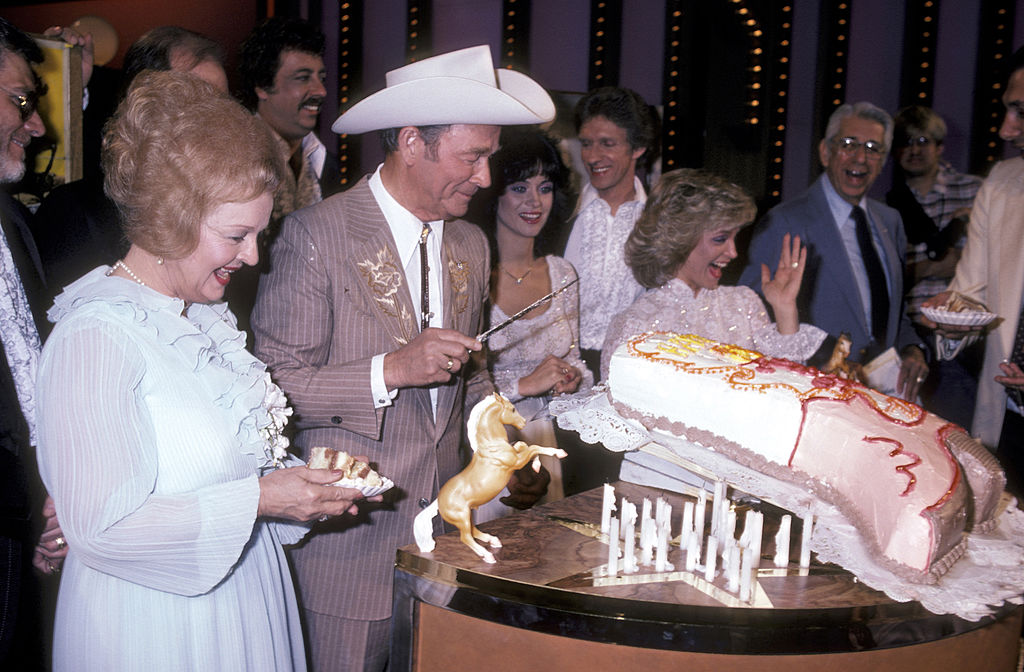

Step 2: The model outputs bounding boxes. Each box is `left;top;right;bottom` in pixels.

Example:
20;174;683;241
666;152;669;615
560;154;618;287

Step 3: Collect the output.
863;435;920;496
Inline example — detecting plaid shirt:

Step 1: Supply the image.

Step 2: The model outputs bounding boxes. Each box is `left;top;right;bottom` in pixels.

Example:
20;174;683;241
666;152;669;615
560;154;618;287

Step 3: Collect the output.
906;162;983;320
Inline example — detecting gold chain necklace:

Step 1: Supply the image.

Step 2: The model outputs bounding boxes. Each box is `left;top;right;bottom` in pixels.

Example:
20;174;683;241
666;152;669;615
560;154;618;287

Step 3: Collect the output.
499;259;536;285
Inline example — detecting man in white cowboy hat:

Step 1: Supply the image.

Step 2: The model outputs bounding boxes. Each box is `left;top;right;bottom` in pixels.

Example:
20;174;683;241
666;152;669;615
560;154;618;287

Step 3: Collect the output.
252;44;554;671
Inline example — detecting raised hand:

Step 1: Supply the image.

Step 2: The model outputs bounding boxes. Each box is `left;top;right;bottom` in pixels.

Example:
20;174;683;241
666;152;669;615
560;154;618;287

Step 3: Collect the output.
760;233;806;334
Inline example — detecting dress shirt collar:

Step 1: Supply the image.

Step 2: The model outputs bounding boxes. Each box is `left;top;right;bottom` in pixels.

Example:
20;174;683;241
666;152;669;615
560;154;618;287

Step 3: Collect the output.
820;173;870;229
576;175;647;215
256;113;327;179
368;165;444;267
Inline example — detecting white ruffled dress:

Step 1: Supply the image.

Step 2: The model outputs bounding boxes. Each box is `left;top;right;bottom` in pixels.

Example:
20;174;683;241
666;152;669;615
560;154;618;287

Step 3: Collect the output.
36;267;309;671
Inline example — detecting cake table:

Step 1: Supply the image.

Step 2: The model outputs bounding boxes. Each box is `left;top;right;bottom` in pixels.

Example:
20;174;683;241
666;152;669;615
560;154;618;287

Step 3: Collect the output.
391;481;1021;672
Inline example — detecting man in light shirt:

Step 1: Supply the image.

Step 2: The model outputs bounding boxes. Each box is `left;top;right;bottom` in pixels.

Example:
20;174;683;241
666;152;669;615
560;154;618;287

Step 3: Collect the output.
563;86;658;382
923;46;1024;495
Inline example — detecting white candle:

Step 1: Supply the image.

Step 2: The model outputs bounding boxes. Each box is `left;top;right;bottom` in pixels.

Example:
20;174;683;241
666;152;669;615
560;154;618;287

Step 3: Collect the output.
681;501;695;552
774;514;791;568
655;499;672;543
739;509;753;547
621;500;638;573
749;511;763;570
685;534;699;571
640;499;654;566
740;547;754;602
704;537;718;582
799;513;814;568
711;481;725;538
695;490;707;548
607;516;619;576
601;484;616;535
725;543;740;593
724;509;737;548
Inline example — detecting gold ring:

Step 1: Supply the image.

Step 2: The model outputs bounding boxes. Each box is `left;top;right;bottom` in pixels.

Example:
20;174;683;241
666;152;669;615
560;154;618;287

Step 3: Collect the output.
445;358;454;371
55;536;66;550
47;561;59;574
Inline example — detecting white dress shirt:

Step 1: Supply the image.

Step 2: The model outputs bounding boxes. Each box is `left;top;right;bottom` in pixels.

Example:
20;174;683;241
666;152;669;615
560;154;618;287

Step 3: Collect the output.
368;166;444;415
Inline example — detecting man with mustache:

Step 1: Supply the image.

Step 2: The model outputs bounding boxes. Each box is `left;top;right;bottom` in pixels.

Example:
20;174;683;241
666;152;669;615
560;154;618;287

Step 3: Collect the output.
240;16;341;231
740;102;928;401
236;17;341;338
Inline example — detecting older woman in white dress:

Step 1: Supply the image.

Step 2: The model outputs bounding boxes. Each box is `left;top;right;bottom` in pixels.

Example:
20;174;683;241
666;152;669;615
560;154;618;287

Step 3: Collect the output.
35;72;366;671
601;168;827;378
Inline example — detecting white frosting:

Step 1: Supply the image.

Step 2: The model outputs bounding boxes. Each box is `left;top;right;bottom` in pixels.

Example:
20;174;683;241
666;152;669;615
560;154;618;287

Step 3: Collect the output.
608;333;969;579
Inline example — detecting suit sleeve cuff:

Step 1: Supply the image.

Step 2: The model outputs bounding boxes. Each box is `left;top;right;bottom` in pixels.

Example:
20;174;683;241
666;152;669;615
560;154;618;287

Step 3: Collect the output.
371;353;398;408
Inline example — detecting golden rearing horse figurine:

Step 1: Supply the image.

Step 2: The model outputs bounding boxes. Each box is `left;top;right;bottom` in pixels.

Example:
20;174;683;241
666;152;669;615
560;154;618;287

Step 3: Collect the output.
414;393;567;563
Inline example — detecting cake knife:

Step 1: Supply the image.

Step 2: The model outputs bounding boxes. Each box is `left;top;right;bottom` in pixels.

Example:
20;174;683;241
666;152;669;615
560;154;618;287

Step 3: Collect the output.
476;277;579;343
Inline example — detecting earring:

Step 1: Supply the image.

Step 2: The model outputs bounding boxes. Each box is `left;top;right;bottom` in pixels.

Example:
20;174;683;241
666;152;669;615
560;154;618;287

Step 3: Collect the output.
156;257;164;265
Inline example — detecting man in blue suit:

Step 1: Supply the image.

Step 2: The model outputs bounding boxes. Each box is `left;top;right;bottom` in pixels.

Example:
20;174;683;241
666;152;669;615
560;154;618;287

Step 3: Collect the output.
740;102;928;399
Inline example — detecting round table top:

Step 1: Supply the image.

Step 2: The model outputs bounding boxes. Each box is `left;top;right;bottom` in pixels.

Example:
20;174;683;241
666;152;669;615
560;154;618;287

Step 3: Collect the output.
395;481;1017;654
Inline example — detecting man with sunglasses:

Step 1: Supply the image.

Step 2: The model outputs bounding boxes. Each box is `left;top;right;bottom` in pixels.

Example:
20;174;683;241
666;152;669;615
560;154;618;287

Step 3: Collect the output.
741;102;928;401
0;16;69;669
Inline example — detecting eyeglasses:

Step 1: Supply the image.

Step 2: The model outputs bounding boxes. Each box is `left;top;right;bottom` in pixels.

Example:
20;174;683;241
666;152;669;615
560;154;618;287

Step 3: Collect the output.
832;136;886;160
0;85;42;123
901;135;937;148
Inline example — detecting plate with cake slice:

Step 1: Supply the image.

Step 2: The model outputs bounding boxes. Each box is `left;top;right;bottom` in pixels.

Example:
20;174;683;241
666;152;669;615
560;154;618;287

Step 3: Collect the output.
307;446;394;497
920;306;998;327
920;291;997;327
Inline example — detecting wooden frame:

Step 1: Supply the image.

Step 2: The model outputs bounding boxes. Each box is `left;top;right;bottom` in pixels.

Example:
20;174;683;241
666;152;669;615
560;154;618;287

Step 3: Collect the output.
30;34;84;191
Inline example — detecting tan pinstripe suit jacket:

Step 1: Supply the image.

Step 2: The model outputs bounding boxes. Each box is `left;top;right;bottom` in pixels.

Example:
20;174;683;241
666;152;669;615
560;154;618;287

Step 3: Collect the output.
252;177;490;620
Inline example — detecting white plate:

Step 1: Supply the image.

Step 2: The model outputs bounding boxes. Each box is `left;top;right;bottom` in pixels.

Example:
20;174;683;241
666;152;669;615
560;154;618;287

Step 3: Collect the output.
329;475;394;497
920;306;998;327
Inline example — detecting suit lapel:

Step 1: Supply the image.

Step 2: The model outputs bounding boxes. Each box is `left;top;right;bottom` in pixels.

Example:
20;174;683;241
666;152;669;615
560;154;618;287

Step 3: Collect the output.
346;184;420;350
431;228;481;441
0;193;48;336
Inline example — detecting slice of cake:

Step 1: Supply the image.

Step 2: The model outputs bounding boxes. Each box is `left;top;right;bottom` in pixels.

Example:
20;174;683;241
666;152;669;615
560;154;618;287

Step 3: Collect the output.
307;446;384;488
608;332;1005;583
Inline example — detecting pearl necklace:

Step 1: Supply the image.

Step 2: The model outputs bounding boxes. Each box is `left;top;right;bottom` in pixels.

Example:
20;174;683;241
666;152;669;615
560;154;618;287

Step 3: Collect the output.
499;259;536;285
109;259;146;286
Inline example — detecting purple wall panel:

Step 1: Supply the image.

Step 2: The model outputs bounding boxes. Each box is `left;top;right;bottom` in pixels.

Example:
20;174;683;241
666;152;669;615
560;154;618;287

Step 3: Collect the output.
433;0;503;57
620;0;666;105
529;0;592;94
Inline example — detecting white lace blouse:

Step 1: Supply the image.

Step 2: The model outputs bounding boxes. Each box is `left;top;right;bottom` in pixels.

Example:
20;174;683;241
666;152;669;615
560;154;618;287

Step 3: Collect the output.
487;256;594;401
600;279;827;378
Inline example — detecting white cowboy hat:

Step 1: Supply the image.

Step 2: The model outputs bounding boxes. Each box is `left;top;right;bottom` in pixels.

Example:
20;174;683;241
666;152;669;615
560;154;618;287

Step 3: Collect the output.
332;45;555;134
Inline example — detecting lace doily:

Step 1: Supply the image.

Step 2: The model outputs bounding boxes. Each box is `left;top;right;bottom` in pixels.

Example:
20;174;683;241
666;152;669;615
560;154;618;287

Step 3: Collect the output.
552;389;1024;621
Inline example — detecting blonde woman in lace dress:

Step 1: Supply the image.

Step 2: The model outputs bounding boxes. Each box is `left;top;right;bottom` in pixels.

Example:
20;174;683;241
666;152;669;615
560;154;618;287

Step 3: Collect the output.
600;169;827;490
602;168;827;378
470;129;592;520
